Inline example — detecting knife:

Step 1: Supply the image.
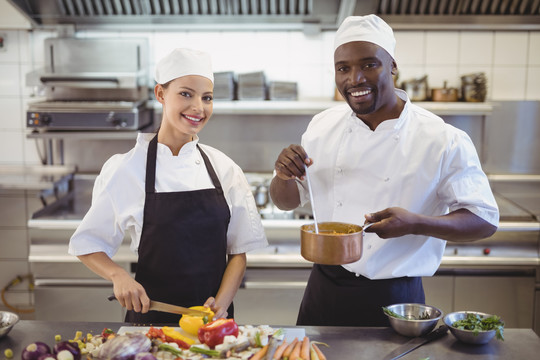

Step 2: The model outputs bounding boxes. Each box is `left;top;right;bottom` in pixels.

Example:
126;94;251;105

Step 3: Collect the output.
107;294;210;317
382;325;449;360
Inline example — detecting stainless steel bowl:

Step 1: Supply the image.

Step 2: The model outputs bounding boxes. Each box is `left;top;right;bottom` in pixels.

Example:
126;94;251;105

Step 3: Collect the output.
0;311;19;338
443;311;500;345
384;303;443;337
300;222;364;265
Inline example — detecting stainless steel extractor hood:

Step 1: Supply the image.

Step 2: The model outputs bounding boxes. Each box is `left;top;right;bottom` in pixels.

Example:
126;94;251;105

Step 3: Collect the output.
6;0;356;32
7;0;540;31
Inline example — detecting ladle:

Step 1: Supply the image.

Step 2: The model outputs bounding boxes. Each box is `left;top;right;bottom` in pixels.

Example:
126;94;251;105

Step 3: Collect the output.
304;163;319;234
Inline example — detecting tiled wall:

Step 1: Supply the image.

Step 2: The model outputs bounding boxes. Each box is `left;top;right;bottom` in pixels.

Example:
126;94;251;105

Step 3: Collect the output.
0;26;539;165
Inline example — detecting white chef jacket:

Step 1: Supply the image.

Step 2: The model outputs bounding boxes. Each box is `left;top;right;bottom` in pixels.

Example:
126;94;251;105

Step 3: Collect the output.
297;89;499;279
68;133;268;259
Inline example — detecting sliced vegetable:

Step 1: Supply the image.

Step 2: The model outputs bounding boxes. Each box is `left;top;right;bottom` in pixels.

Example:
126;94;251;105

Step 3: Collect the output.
179;306;214;336
161;326;195;347
197;318;239;348
157;343;184;358
55;350;73;360
22;342;52;360
53;341;80;360
189;346;221;357
97;333;151;360
4;349;13;359
100;328;115;339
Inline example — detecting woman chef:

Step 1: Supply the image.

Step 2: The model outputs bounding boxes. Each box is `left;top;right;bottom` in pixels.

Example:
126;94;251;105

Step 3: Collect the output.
68;48;268;324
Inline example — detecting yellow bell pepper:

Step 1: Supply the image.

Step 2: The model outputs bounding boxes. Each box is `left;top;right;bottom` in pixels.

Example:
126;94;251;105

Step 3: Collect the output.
179;306;215;336
161;326;196;346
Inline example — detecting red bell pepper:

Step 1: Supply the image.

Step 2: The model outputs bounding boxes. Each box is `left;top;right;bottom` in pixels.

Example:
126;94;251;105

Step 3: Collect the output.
197;318;239;348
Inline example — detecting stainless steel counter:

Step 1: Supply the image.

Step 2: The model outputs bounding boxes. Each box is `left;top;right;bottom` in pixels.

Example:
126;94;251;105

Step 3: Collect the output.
0;165;75;191
2;320;540;360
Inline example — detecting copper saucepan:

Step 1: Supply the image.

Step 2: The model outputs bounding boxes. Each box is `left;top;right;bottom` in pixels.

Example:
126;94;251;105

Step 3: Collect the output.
300;222;372;265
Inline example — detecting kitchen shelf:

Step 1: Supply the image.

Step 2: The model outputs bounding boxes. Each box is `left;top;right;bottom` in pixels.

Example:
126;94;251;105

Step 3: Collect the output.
27;100;494;141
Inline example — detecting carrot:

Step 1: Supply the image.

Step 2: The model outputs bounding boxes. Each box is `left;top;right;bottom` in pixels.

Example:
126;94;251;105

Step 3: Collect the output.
272;339;288;359
250;344;269;360
300;336;310;360
311;343;326;360
289;339;302;360
282;337;298;359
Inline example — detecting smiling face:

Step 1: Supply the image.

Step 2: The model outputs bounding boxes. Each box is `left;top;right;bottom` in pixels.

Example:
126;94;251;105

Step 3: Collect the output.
155;75;213;149
334;41;401;129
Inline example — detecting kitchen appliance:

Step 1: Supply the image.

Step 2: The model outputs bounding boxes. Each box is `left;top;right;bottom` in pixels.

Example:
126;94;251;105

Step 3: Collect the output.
26;37;152;131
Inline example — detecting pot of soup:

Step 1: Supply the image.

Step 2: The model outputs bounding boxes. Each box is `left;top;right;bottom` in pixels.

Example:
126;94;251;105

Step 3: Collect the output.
300;222;371;265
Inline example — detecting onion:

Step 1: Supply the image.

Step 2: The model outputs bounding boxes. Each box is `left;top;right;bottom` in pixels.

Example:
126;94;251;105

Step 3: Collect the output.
134;353;157;360
22;342;52;360
97;333;151;360
53;341;80;360
37;355;56;360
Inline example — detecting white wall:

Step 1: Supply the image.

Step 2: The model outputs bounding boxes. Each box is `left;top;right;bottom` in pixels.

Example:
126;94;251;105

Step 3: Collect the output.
1;4;539;165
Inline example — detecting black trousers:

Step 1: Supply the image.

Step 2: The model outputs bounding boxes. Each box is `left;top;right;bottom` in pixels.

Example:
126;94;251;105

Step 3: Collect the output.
297;264;425;327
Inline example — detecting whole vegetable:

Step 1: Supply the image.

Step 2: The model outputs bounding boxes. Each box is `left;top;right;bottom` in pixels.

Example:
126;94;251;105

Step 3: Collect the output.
53;342;80;360
22;342;51;360
97;333;151;360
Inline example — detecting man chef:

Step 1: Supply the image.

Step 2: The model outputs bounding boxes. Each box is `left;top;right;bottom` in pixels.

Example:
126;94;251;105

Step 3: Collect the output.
69;48;267;324
269;15;499;326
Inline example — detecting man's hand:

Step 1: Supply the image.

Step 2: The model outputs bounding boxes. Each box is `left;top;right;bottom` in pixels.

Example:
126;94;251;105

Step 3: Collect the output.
364;207;497;242
364;207;418;239
274;144;312;180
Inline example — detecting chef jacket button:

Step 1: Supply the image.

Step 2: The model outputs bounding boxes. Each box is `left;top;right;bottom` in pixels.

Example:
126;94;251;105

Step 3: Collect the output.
394;135;400;140
336;201;342;207
367;244;372;249
195;159;201;165
347;128;352;133
384;177;390;182
337;168;343;174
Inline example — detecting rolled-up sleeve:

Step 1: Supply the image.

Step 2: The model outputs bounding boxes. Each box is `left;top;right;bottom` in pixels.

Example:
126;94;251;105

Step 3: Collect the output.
437;131;499;227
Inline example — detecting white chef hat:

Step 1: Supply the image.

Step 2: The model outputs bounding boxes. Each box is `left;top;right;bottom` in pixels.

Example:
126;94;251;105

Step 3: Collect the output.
154;48;214;84
334;15;396;59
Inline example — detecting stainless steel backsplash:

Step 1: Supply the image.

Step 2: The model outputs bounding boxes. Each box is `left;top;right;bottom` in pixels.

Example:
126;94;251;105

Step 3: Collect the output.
58;101;540;175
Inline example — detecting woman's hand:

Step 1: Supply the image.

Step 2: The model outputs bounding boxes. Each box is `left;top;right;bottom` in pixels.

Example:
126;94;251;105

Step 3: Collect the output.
111;271;151;313
204;296;227;320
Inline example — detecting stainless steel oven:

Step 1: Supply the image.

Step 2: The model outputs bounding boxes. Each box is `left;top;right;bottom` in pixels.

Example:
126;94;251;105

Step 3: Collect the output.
26;37;152;131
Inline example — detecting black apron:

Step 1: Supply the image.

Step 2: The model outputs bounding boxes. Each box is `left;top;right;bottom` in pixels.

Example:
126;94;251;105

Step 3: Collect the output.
125;135;232;325
297;264;425;327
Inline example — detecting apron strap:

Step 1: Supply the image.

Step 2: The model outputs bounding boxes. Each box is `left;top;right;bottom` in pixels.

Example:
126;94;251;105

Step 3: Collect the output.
197;144;224;195
145;136;223;195
145;134;158;194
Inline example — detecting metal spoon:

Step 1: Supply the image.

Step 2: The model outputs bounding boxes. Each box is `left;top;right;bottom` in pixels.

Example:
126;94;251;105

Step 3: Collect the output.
304;163;319;234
